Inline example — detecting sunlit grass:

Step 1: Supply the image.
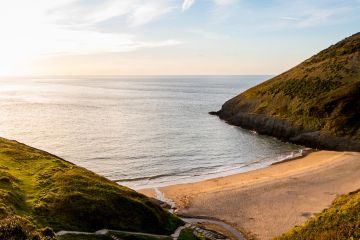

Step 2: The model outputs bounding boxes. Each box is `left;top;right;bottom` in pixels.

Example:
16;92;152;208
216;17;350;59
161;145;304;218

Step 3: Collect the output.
275;190;360;240
0;137;183;237
230;33;360;138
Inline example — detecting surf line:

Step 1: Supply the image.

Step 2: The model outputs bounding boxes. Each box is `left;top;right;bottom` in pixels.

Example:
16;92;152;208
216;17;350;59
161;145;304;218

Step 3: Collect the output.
153;187;246;240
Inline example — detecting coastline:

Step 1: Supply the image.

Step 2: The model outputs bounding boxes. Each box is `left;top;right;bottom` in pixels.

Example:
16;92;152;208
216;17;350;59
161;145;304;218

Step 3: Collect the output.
140;150;360;239
125;148;308;190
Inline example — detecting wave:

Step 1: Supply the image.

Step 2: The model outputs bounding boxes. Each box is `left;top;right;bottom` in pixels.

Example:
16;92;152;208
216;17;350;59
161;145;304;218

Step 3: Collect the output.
114;173;174;183
154;188;175;210
115;149;309;186
116;164;229;182
272;148;312;165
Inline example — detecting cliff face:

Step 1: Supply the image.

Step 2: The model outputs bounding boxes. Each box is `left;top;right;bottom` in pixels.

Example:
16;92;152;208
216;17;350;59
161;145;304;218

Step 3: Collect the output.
214;32;360;151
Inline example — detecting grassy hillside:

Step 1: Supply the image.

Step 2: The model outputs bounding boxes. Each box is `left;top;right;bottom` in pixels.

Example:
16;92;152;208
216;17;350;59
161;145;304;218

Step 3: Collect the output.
275;189;360;240
216;32;360;149
0;137;183;238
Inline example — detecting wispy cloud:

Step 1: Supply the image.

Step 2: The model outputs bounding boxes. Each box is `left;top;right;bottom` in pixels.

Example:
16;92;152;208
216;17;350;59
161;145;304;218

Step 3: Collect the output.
182;0;195;11
188;29;229;40
0;0;183;74
280;16;301;21
182;0;238;11
2;0;182;50
0;0;358;75
296;9;334;28
258;2;356;31
127;3;175;26
210;0;239;23
50;0;176;27
39;30;182;56
213;0;239;6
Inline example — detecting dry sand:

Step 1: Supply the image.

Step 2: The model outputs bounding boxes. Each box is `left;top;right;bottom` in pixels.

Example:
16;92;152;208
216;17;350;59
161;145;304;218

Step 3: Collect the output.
140;151;360;240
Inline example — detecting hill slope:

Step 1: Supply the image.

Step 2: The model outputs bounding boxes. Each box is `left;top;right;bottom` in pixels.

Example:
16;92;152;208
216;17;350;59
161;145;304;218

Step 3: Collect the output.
275;189;360;240
0;137;183;238
213;32;360;150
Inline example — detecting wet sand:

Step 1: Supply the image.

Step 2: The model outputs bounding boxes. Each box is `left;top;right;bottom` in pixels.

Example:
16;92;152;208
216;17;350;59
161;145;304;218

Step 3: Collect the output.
140;151;360;239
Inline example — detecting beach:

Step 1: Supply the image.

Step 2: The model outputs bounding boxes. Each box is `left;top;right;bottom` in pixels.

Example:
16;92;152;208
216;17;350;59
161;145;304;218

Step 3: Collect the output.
140;151;360;239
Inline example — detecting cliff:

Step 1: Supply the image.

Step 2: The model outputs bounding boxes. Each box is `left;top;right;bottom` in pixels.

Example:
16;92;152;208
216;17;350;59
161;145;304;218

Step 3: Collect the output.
0;137;183;239
213;32;360;151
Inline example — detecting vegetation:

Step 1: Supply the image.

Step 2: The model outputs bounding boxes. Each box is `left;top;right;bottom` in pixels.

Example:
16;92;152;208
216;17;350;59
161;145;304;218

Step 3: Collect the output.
108;230;172;240
109;231;172;240
58;235;111;240
0;215;55;240
178;228;205;240
275;189;360;240
222;32;360;138
0;137;183;237
218;33;360;239
57;230;173;240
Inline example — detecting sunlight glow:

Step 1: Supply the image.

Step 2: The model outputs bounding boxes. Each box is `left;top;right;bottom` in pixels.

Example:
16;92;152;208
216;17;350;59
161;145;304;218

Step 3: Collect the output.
0;0;179;75
0;0;358;75
0;1;67;75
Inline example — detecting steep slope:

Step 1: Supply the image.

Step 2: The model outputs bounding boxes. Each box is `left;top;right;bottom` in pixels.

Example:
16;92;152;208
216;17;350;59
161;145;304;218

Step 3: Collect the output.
0;137;183;237
213;32;360;150
275;189;360;240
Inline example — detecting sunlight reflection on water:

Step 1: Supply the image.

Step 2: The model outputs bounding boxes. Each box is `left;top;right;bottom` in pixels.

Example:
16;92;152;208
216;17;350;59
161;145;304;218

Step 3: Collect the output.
0;76;303;189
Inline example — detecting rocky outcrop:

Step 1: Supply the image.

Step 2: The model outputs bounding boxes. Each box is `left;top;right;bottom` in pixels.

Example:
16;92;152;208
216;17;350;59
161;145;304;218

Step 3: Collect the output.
213;109;360;151
211;32;360;151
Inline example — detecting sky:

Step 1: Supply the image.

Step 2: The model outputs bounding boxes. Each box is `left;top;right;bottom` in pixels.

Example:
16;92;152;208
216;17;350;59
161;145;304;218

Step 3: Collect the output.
0;0;359;76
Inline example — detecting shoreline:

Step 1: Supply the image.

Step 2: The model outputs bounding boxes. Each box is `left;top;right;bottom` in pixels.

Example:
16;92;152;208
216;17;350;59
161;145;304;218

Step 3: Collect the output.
128;148;309;190
140;150;360;239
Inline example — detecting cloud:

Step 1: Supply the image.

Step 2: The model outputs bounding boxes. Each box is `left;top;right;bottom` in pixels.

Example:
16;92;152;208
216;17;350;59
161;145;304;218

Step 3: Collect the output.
50;0;176;27
182;0;238;11
127;3;175;26
209;0;239;22
278;8;349;28
280;16;301;21
257;2;357;31
188;29;228;40
0;0;183;74
296;9;334;28
213;0;239;6
182;0;195;11
38;30;182;56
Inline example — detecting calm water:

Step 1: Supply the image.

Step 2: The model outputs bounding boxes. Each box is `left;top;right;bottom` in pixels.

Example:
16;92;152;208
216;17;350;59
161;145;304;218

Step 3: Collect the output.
0;76;304;189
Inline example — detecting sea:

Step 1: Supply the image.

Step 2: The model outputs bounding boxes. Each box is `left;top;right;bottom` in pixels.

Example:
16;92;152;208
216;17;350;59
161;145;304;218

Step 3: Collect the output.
0;76;304;189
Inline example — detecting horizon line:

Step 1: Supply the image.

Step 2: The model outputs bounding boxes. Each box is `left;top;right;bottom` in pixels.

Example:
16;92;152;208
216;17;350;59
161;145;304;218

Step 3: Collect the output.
0;74;276;78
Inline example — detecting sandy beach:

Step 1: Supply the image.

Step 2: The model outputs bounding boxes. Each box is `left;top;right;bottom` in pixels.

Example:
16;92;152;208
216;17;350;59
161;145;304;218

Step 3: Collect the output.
140;151;360;240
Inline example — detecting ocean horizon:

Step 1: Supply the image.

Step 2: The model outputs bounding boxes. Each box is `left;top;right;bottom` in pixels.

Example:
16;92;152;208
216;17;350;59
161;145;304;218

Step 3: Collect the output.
0;75;304;189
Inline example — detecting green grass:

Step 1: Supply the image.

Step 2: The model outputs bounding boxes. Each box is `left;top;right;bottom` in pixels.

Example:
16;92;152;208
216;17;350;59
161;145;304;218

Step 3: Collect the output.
0;137;183;237
178;228;205;240
109;230;172;240
275;189;360;240
58;232;173;240
57;235;111;240
0;216;44;240
222;32;360;138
